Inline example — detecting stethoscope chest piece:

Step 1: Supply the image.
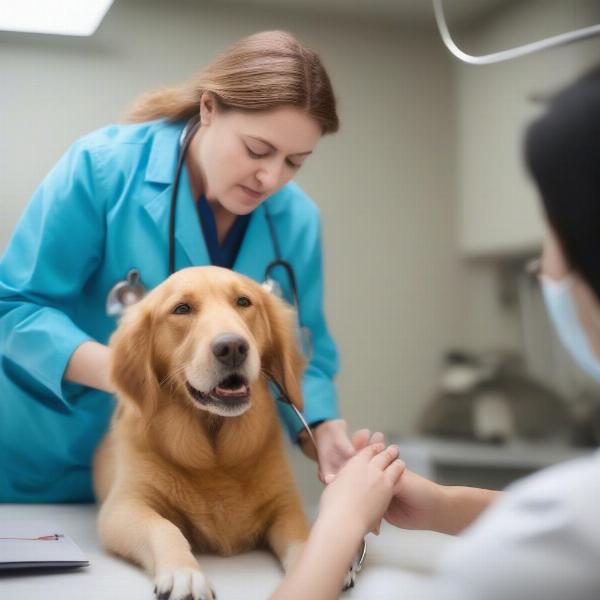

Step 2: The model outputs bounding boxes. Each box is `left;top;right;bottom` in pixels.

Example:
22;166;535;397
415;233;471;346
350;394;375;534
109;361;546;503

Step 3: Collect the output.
106;269;145;316
262;277;283;299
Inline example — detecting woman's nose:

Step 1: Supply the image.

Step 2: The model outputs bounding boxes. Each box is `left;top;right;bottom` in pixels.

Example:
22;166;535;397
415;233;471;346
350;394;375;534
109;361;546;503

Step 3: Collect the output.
256;160;283;190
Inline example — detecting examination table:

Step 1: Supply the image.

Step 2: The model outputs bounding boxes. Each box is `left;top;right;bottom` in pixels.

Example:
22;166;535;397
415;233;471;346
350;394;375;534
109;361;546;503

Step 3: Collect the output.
0;503;455;599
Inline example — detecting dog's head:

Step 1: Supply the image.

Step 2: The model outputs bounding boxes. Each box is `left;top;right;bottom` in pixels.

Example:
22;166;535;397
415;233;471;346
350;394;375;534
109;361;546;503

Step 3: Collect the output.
109;266;304;418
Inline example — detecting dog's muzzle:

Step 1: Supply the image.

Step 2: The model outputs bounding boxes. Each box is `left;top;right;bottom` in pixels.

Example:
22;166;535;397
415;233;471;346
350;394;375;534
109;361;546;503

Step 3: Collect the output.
185;373;251;417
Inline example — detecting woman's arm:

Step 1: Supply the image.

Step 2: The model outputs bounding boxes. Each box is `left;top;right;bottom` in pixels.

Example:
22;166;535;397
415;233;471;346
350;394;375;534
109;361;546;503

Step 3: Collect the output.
64;341;114;393
0;140;106;405
385;468;501;535
434;484;500;535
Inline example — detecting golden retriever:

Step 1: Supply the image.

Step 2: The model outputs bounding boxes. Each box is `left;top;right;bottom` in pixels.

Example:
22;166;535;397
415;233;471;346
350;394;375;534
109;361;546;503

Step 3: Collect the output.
93;266;309;600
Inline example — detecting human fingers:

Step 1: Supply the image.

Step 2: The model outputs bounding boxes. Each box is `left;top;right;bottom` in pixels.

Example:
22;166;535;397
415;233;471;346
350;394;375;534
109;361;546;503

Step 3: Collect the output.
324;419;355;458
337;429;357;458
369;431;385;445
371;520;382;536
370;444;400;470
351;428;371;450
318;469;327;484
353;442;385;463
384;459;406;486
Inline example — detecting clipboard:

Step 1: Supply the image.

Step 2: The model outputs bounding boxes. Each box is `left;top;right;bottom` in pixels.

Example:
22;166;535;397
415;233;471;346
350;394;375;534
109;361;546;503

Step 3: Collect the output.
0;520;89;570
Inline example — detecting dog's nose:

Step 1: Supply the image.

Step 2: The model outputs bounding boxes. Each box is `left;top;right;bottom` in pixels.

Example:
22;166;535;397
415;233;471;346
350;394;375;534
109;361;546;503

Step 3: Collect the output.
211;334;249;368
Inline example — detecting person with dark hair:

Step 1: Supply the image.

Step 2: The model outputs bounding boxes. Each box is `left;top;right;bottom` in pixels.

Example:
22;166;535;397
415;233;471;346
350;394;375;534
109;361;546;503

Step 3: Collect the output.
269;67;600;600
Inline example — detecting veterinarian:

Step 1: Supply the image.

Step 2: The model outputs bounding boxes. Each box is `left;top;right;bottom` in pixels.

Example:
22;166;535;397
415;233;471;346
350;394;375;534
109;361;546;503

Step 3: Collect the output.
269;67;600;600
0;30;359;502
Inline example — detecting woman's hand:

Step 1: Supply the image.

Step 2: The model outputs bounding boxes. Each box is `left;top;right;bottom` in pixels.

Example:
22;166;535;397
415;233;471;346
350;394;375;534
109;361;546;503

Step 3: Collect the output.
299;419;358;483
349;429;445;531
319;443;406;535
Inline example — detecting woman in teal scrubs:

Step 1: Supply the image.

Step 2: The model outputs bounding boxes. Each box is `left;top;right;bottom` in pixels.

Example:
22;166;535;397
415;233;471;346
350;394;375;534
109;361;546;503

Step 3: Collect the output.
0;30;355;502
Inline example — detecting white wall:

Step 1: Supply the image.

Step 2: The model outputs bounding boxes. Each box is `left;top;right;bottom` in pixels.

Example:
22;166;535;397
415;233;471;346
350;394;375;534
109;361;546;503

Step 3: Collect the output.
454;0;600;355
0;0;469;444
456;0;600;257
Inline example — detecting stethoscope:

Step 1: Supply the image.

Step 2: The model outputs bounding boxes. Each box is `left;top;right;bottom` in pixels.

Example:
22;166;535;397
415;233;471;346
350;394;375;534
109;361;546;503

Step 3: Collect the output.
106;115;311;357
105;116;366;578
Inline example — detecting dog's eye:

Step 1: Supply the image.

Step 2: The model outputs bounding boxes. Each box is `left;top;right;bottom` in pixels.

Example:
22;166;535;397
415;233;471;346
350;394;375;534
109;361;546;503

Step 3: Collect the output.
236;296;252;308
172;303;192;315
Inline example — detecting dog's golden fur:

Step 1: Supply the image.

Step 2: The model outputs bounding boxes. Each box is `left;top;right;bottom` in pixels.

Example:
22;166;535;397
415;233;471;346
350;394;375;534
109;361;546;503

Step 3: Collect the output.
93;266;309;598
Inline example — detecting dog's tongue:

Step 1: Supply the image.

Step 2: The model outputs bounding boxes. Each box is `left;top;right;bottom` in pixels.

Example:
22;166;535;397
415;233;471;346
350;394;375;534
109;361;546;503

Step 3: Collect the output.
215;384;249;398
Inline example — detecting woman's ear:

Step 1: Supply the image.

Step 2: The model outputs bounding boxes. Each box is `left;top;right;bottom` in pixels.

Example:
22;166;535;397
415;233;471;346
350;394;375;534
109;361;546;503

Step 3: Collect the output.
199;92;216;126
109;301;160;415
260;291;306;411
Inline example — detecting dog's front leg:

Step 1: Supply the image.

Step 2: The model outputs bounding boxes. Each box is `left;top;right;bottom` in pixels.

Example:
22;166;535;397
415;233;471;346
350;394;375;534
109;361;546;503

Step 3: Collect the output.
266;498;310;573
98;497;216;600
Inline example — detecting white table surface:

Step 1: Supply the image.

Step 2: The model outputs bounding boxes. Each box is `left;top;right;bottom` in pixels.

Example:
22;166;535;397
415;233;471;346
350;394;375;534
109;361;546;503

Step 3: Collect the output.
0;503;455;599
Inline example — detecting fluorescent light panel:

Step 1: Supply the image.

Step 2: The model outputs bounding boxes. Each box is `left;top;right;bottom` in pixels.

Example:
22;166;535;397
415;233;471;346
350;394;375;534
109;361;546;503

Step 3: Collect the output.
0;0;114;36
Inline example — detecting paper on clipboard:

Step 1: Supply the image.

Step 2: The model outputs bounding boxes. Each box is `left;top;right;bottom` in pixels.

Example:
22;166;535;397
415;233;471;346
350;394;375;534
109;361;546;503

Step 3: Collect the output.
0;520;89;570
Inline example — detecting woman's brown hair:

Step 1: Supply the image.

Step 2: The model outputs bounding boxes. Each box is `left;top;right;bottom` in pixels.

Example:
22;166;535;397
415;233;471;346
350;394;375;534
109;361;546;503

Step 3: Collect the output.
123;30;339;135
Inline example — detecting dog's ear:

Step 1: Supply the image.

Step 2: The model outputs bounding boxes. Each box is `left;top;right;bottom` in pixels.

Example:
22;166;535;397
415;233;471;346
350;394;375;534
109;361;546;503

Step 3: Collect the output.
260;291;306;411
109;300;160;415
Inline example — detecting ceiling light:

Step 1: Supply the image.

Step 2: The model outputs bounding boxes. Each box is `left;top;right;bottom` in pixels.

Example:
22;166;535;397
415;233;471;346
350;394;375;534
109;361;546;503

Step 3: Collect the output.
0;0;114;36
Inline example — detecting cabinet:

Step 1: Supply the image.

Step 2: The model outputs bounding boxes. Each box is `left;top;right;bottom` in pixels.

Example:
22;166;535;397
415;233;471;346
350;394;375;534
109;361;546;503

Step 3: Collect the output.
396;436;591;490
456;0;600;255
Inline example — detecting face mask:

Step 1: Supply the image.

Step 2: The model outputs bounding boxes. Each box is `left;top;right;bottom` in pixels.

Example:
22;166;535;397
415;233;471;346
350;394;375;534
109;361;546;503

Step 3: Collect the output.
540;275;600;383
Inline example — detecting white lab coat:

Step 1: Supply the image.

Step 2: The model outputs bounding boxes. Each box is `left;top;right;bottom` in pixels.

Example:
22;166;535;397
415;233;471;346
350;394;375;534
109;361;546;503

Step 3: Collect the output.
433;450;600;599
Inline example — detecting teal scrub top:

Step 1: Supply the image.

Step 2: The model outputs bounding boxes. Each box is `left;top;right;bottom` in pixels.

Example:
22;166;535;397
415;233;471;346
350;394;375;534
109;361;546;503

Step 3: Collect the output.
0;119;340;502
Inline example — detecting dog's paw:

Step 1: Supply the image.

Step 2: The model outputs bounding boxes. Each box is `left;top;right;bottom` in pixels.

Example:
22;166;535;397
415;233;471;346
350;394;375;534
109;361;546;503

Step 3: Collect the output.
154;568;216;600
342;558;358;591
342;542;366;592
281;542;305;573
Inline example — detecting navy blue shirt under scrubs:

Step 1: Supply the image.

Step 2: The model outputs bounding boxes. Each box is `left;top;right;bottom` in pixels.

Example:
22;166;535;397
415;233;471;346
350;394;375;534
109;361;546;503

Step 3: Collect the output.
197;195;251;268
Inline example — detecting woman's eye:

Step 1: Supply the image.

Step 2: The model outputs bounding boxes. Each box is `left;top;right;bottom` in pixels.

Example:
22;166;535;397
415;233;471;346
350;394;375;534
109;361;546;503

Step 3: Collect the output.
172;303;192;315
237;296;252;308
286;158;302;169
246;146;268;159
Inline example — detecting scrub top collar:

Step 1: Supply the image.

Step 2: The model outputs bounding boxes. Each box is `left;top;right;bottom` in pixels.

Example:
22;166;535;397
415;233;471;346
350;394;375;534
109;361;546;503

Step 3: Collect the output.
139;119;282;283
197;195;251;269
144;120;184;185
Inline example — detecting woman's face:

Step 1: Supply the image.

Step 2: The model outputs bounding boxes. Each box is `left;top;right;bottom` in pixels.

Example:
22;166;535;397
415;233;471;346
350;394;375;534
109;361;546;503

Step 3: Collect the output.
541;222;600;362
190;96;322;215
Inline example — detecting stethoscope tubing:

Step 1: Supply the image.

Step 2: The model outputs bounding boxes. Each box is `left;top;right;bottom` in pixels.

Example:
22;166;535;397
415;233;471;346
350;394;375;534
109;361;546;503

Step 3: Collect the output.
169;117;202;276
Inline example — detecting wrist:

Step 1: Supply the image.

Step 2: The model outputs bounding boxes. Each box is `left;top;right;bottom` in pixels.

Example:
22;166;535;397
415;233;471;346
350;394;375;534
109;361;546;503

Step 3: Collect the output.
427;482;453;534
314;509;365;547
432;485;498;535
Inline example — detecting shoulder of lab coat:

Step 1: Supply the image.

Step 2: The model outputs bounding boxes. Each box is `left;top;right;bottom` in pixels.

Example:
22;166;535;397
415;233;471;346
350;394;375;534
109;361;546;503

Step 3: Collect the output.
433;450;600;600
0;120;179;408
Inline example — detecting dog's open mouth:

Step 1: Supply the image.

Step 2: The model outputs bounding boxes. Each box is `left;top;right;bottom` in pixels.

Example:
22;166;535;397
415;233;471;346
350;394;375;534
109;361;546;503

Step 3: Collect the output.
185;374;251;416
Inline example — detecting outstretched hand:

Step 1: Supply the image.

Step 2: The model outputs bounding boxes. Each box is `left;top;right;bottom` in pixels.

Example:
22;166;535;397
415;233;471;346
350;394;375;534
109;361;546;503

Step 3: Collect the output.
319;443;405;536
350;429;444;532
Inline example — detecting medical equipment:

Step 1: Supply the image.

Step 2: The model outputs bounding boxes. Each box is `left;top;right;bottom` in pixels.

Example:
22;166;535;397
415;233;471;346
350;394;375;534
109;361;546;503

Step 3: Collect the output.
268;375;367;588
106;116;311;358
105;268;145;316
541;275;600;383
433;0;600;65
